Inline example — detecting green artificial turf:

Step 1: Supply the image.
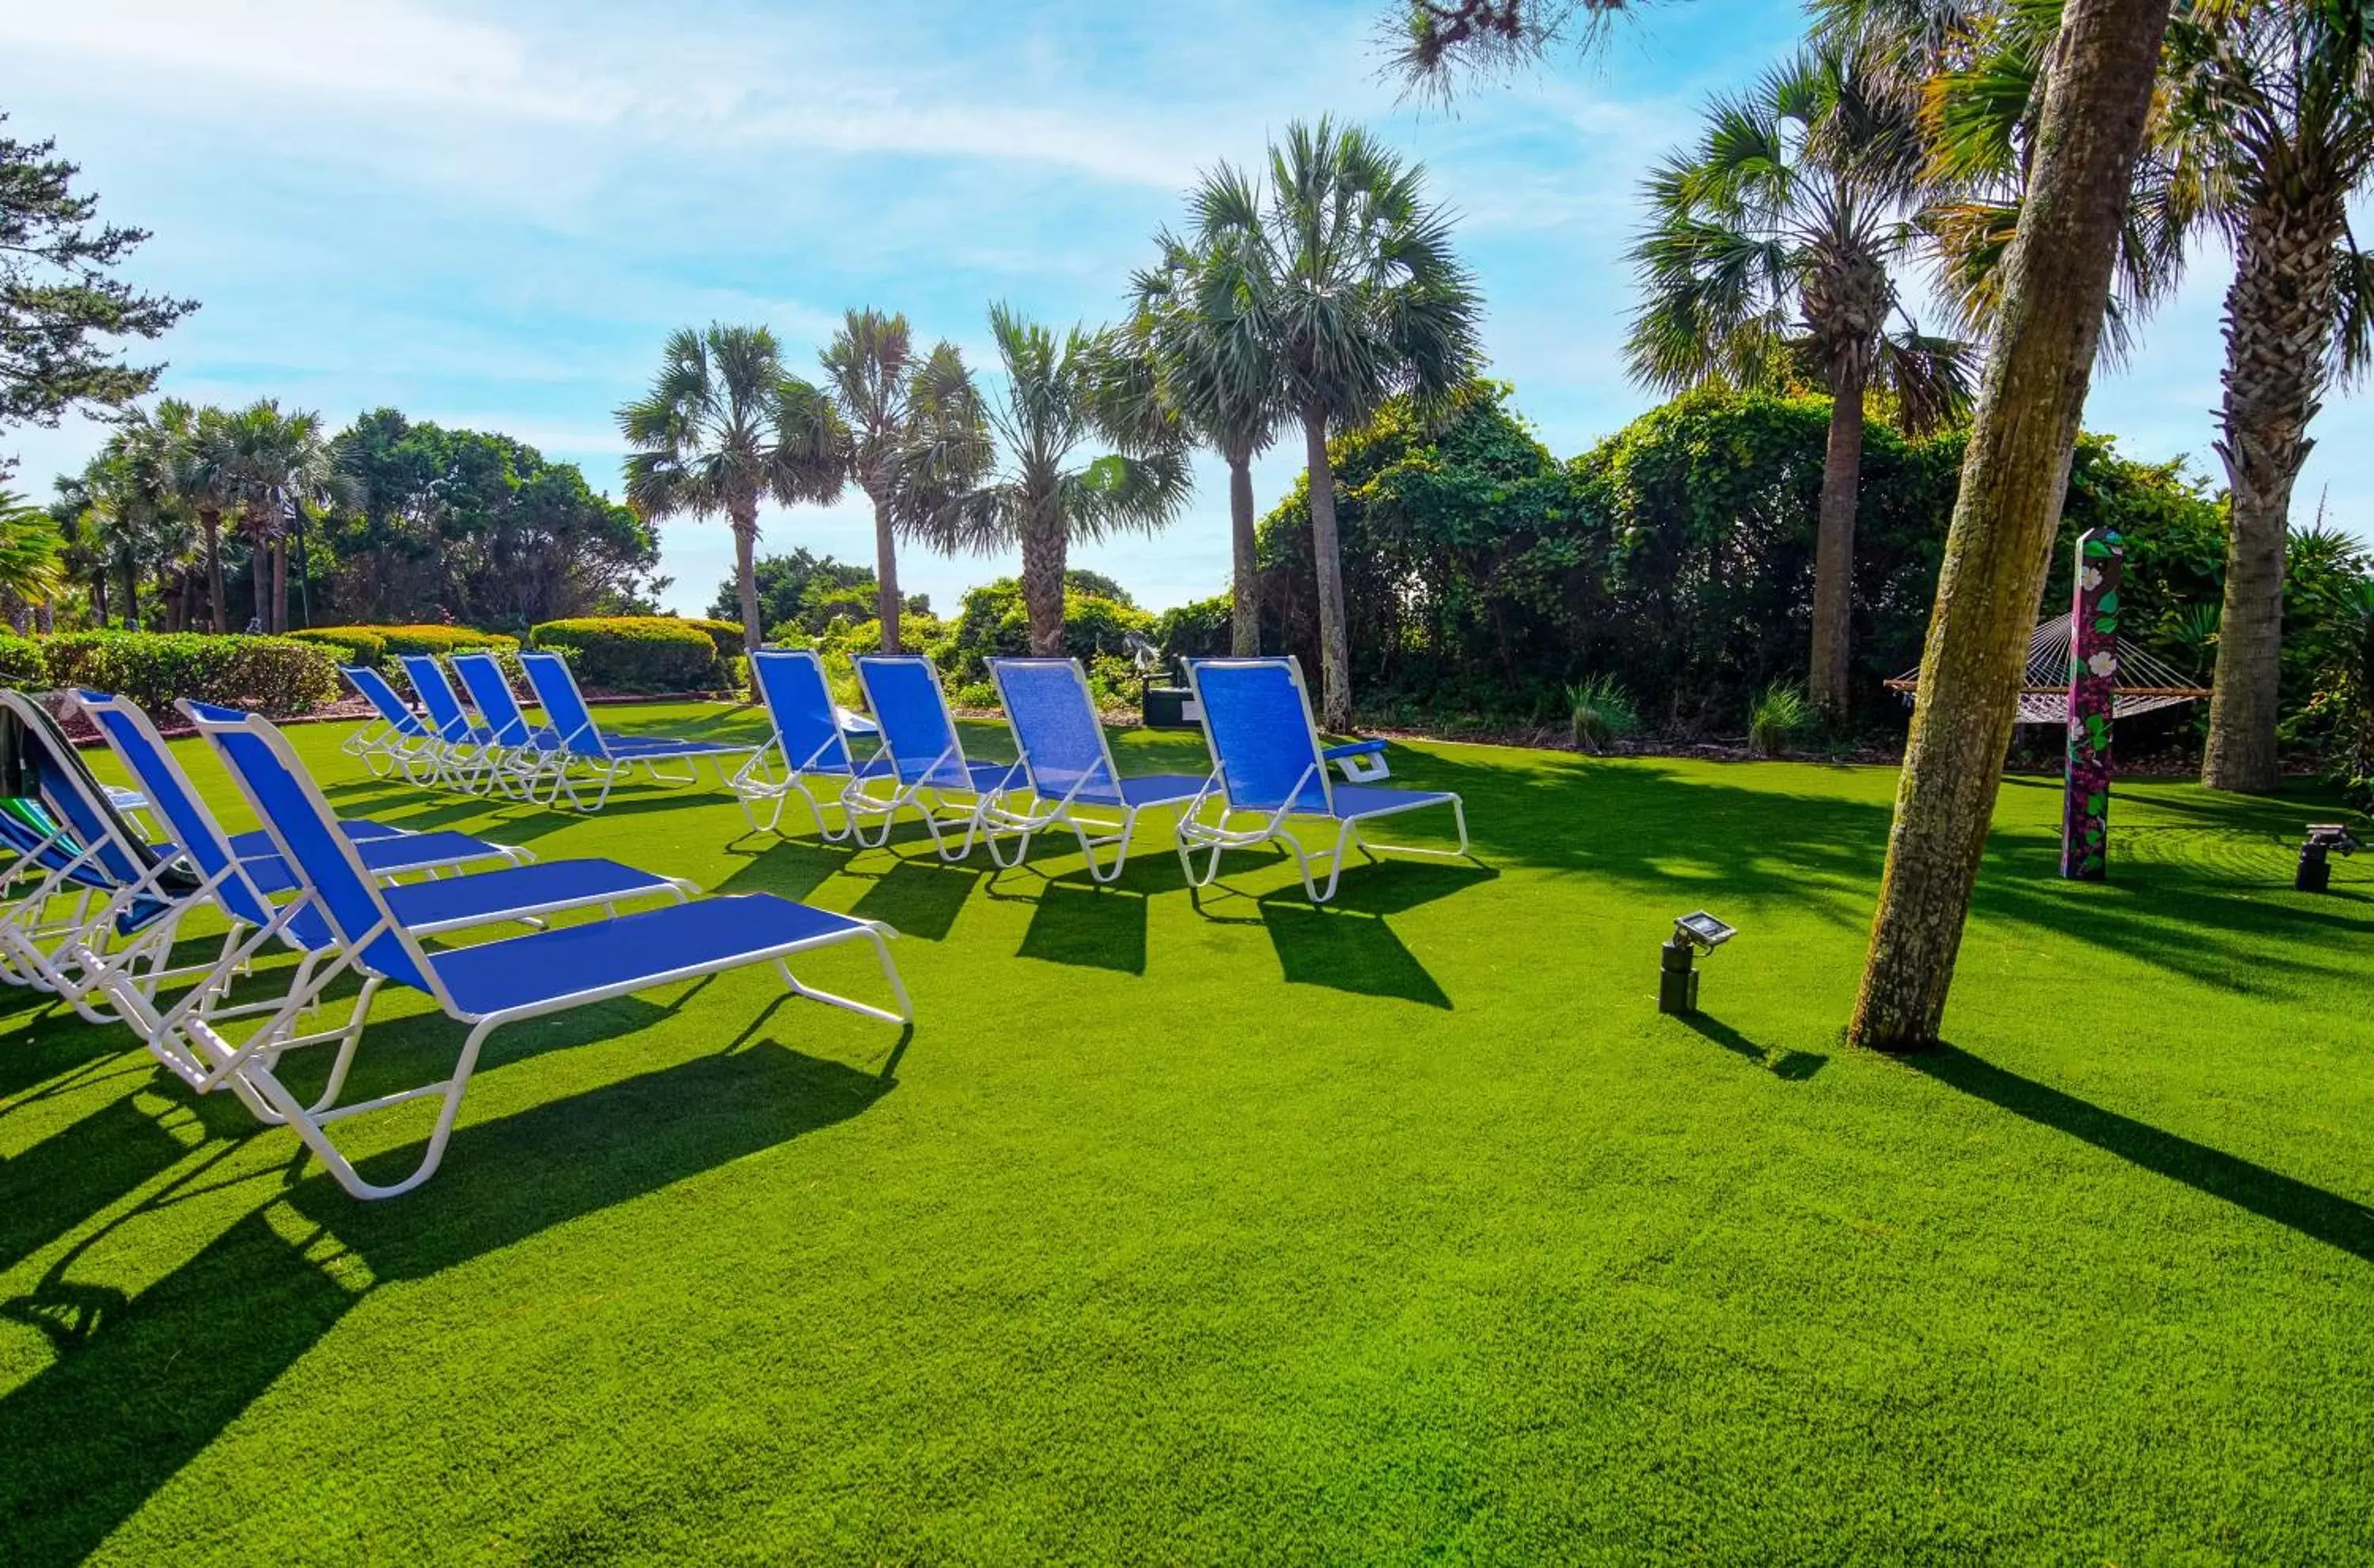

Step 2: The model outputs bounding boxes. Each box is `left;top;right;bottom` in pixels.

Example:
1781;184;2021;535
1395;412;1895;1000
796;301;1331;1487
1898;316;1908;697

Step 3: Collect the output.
2;703;2370;1564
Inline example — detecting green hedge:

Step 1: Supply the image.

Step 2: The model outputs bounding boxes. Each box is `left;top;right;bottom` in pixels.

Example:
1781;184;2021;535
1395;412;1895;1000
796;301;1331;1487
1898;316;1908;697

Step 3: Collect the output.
0;633;44;687
529;616;724;692
41;631;342;717
685;617;746;660
294;624;518;665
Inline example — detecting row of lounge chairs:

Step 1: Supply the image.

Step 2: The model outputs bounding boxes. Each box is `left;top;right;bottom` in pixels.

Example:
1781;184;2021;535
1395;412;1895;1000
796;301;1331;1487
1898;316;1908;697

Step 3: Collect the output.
353;648;1470;906
0;685;910;1200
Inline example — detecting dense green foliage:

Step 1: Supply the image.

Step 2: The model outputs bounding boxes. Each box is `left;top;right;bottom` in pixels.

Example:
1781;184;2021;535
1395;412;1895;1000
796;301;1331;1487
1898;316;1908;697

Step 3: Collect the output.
325;410;662;632
0;630;45;686
34;630;339;715
529;616;729;693
1254;386;2372;745
6;712;2368;1560
942;575;1155;709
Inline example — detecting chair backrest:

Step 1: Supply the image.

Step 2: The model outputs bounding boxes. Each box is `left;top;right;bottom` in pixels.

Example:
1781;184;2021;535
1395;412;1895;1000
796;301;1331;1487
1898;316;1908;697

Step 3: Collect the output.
398;655;476;744
182;701;436;993
752;650;853;774
0;689;173;896
853;656;969;788
1186;658;1332;815
518;651;608;760
341;665;428;737
989;658;1118;802
72;690;282;930
449;653;533;748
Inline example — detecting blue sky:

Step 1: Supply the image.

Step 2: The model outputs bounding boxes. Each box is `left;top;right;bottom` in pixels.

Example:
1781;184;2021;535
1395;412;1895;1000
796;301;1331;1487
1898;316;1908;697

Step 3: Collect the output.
4;0;2368;619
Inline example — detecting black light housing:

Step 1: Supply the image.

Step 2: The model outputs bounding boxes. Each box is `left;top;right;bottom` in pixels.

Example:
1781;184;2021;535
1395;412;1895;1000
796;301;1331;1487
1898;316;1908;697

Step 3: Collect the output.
1660;911;1735;1015
2297;824;2361;894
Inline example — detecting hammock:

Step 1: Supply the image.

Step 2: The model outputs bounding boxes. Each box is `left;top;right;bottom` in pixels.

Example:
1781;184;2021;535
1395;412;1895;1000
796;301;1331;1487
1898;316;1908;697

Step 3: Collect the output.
1887;614;2212;726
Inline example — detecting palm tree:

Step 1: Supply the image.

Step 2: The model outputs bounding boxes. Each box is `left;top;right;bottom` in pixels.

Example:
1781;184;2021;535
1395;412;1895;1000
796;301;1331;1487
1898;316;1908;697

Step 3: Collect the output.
157;399;235;631
0;490;65;628
214;400;342;633
620;325;847;693
1199;119;1482;729
810;309;991;653
1128;184;1289;656
927;305;1191;655
2165;0;2374;791
1629;42;1974;718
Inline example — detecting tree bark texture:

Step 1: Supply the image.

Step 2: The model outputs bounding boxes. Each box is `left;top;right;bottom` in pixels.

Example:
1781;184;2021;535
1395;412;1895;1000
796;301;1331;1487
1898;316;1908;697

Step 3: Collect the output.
732;500;765;700
1810;369;1867;717
1304;411;1354;730
1229;450;1260;657
2201;195;2344;792
202;512;226;632
1849;0;2174;1051
870;491;903;655
1018;511;1068;657
271;538;288;634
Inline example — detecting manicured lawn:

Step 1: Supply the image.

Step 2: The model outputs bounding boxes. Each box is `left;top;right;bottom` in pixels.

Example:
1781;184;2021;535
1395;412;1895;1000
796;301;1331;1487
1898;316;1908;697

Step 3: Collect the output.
3;703;2370;1564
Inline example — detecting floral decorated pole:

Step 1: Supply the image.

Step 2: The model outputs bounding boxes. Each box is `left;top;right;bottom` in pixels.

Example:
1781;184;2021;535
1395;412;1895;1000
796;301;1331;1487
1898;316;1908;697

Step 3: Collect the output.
2062;527;2125;880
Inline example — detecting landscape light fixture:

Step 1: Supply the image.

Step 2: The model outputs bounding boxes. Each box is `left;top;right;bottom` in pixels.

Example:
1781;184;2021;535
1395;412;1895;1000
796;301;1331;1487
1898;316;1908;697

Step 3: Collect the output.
2296;824;2361;894
1659;911;1735;1017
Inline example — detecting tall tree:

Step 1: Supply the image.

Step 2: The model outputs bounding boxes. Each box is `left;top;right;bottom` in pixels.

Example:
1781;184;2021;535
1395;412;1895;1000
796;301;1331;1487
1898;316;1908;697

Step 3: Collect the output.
619;325;846;695
927;305;1189;656
1851;0;2177;1048
214;400;341;634
0;489;63;625
1629;43;1973;716
0;116;198;478
156;400;234;631
807;310;989;654
1128;184;1289;656
1201;119;1482;728
2167;0;2374;790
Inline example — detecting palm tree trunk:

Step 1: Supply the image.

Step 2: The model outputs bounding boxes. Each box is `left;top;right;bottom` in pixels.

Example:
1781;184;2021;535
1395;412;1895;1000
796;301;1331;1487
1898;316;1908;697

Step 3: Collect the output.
1228;449;1260;657
271;539;288;634
2201;199;2343;793
93;574;107;624
202;511;226;632
1019;513;1068;657
1849;0;2173;1051
121;559;140;631
1303;408;1354;730
731;499;765;701
1810;368;1867;718
870;490;903;655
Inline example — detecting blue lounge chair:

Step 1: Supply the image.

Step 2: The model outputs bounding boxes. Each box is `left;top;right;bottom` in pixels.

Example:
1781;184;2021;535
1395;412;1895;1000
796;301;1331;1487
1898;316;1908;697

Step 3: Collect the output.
449;651;566;801
728;649;890;839
848;655;1019;858
516;650;757;812
400;653;506;793
183;699;912;1199
982;657;1205;882
340;664;441;781
71;691;680;1111
1177;657;1469;904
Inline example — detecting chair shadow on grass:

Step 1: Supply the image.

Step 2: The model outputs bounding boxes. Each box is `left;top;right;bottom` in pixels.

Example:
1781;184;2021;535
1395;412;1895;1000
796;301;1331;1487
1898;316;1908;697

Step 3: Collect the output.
848;858;981;941
1676;1013;1827;1081
1187;857;1494;1009
1909;1042;2374;1263
0;1038;893;1568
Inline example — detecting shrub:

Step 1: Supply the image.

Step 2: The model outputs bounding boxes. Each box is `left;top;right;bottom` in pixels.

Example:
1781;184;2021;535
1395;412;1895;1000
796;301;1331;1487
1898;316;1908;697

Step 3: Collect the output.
685;616;746;660
0;633;44;687
1566;673;1639;754
285;627;383;666
1155;594;1233;661
529;616;724;692
297;624;515;664
944;580;1156;684
1747;680;1811;756
951;680;999;711
42;631;341;717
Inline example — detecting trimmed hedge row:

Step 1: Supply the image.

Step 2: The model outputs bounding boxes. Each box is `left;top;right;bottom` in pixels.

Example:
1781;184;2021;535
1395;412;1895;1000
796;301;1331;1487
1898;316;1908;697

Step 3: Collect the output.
528;617;726;692
289;624;520;667
20;631;342;717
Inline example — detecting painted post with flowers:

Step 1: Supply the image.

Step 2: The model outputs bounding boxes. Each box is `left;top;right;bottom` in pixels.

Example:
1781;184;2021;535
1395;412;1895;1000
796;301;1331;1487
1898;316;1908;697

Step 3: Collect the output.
2061;527;2125;880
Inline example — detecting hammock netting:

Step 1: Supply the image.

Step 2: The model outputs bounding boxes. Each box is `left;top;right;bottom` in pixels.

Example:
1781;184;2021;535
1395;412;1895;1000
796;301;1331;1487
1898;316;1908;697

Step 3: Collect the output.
1887;613;2211;725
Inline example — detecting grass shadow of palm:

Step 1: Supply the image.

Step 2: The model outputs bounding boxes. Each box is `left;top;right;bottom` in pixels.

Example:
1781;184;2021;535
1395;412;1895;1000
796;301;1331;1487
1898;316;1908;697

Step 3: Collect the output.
1906;1041;2374;1262
0;1040;889;1568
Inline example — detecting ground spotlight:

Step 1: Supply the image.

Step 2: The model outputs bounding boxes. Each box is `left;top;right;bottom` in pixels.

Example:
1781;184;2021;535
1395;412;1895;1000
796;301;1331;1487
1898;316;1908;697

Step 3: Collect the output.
1660;911;1736;1017
2296;824;2361;894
